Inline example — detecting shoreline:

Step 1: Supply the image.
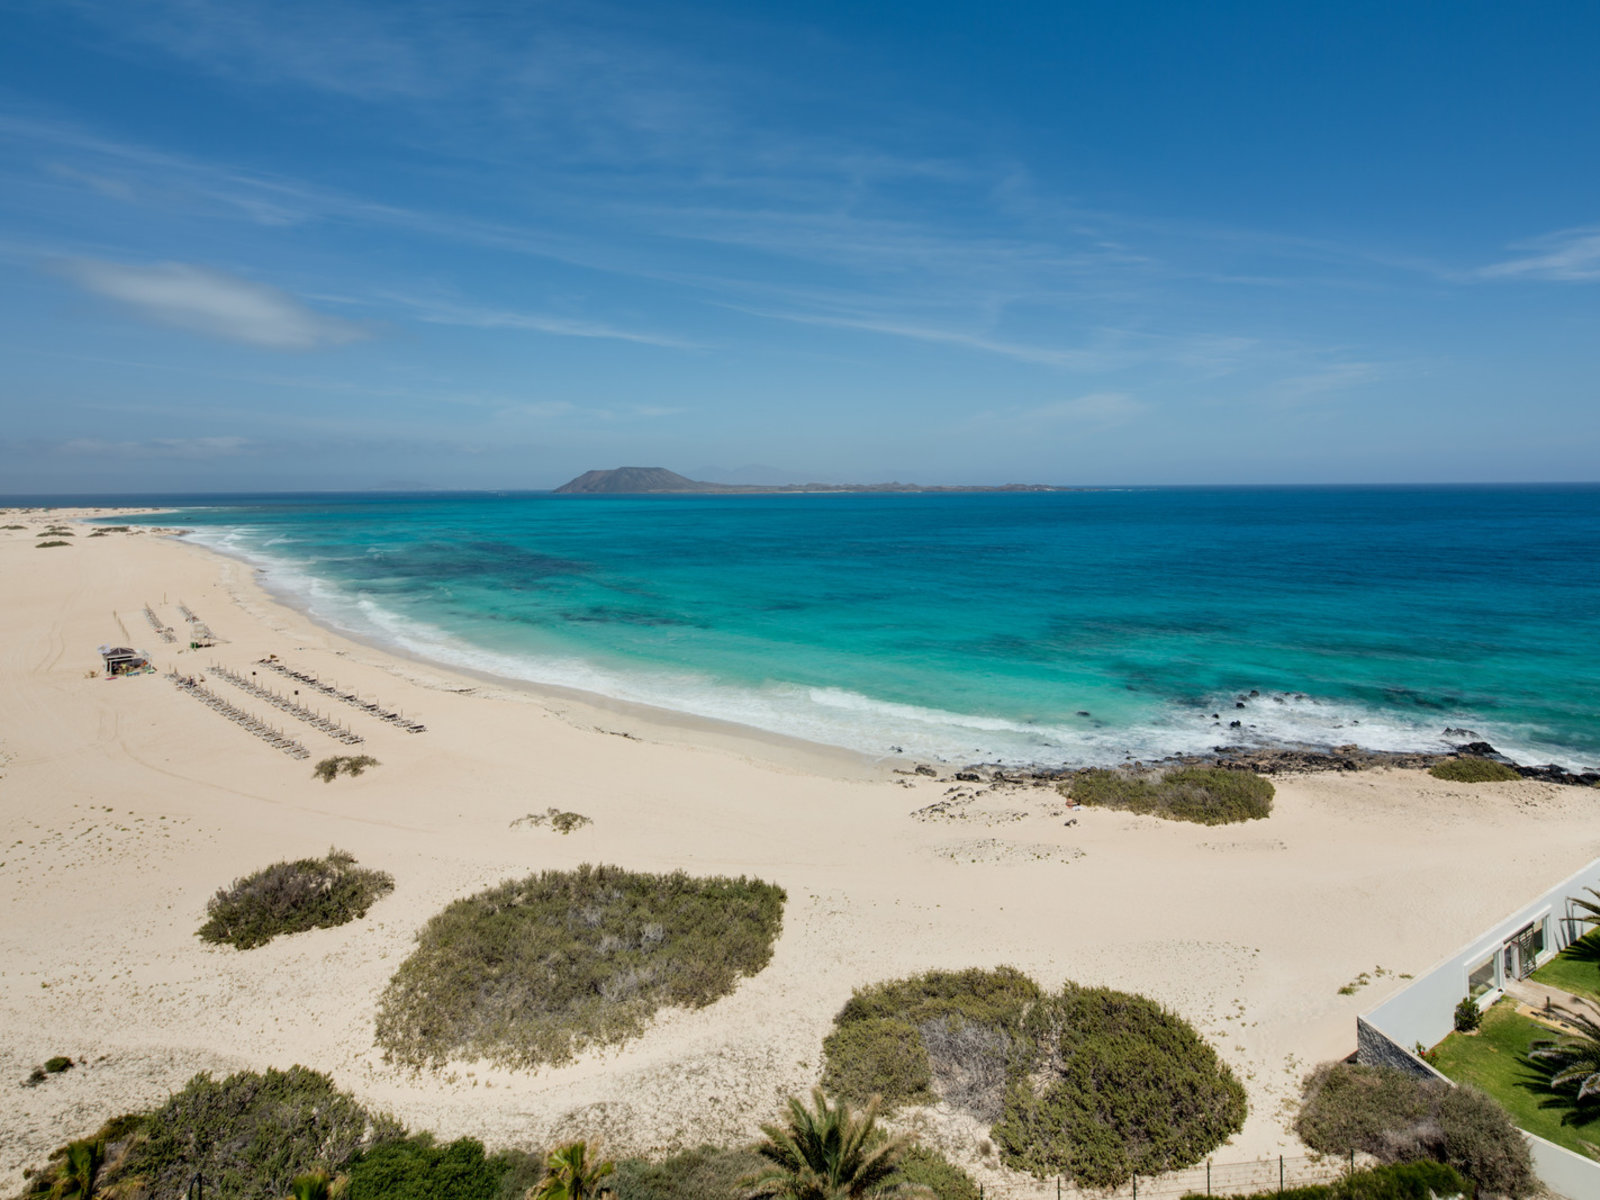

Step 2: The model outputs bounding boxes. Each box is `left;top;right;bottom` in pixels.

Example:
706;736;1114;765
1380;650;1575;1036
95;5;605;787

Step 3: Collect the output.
6;509;1600;1196
168;529;899;784
155;513;1600;786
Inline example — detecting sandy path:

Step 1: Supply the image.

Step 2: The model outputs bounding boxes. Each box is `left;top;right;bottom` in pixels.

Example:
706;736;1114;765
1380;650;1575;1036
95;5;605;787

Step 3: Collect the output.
3;511;1598;1197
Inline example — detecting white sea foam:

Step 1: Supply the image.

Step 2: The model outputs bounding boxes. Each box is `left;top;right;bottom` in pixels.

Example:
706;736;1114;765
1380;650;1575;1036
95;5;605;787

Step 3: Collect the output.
179;527;1592;770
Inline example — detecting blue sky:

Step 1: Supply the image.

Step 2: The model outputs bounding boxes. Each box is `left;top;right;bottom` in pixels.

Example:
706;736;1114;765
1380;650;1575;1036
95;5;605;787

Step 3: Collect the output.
2;0;1598;490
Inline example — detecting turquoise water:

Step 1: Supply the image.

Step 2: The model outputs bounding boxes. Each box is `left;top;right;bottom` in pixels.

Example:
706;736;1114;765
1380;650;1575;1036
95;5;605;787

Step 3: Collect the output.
121;487;1600;768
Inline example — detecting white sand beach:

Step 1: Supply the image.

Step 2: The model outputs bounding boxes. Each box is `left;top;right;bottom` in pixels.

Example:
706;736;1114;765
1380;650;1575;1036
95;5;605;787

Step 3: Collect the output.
4;512;1599;1196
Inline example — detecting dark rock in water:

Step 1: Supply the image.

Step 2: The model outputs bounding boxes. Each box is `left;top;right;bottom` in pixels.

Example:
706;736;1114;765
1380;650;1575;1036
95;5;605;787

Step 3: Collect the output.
1514;763;1600;786
1235;701;1246;709
954;771;982;782
1229;720;1242;728
1442;727;1477;739
913;764;937;777
1076;710;1091;717
1453;741;1499;757
1249;689;1260;697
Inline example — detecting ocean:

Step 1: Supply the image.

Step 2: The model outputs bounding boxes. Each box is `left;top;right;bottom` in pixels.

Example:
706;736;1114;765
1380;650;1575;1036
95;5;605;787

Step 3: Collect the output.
101;485;1600;770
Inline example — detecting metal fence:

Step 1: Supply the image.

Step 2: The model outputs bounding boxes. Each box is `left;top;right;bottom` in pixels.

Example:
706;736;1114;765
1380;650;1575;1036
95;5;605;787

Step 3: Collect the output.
998;1153;1362;1200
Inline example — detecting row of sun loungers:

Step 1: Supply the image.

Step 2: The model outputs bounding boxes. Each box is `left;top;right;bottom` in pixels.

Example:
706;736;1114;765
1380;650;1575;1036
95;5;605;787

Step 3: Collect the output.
143;604;178;643
256;658;427;733
167;672;310;758
209;664;366;745
178;601;219;646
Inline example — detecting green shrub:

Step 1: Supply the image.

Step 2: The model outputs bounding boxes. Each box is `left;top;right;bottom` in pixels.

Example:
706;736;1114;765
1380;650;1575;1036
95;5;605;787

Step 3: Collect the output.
16;1114;150;1197
198;848;394;949
1436;1086;1534;1198
995;984;1247;1187
1064;766;1274;824
822;967;1041;1113
822;1016;933;1109
824;969;1243;1187
1454;997;1481;1033
313;754;380;782
346;1134;538;1200
35;540;71;548
897;1145;982;1200
43;1056;73;1074
612;1146;766;1200
376;863;786;1069
1428;757;1521;783
512;808;593;834
119;1067;402;1200
1296;1062;1533;1197
1181;1160;1472;1199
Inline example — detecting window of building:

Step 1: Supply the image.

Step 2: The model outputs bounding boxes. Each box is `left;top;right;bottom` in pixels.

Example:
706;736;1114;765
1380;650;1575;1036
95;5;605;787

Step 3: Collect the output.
1468;954;1497;998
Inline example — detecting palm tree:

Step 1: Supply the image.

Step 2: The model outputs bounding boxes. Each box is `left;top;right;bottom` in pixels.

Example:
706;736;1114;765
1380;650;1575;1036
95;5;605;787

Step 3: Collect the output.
528;1141;615;1200
1530;999;1600;1103
1572;888;1600;933
287;1170;335;1200
742;1089;933;1200
49;1139;105;1200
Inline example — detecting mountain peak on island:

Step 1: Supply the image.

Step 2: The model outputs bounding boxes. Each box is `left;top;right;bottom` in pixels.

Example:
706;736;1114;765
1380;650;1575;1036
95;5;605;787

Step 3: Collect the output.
552;468;1076;495
554;467;711;494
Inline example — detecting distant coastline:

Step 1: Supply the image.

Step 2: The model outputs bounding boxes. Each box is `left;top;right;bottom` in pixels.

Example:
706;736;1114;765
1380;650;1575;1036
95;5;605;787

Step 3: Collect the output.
553;466;1080;494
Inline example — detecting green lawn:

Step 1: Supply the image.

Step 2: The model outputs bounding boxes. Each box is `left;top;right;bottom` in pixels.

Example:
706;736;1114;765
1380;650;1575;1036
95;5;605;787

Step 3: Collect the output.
1430;999;1600;1161
1531;929;1600;1004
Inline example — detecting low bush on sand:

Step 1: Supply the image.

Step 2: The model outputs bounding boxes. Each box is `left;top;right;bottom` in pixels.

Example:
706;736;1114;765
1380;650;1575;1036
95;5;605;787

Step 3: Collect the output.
16;1082;978;1200
16;1067;404;1200
1428;756;1521;783
35;540;71;548
345;1133;540;1200
1064;766;1274;824
198;848;394;949
823;967;1041;1115
897;1145;983;1200
512;807;593;834
822;969;1245;1188
313;754;380;782
995;984;1248;1186
612;1146;767;1200
1296;1061;1534;1197
1180;1160;1471;1200
376;863;785;1069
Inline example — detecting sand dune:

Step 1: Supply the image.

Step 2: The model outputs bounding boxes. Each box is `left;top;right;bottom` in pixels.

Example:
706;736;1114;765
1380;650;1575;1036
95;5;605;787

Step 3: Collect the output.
4;511;1599;1196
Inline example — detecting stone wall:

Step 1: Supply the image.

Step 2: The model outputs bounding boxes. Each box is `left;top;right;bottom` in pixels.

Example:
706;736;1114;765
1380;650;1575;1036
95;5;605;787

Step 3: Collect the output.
1355;1016;1440;1079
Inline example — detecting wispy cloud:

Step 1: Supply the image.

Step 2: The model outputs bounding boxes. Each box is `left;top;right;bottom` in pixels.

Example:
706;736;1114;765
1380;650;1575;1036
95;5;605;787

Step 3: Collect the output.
1479;227;1600;281
1268;360;1389;403
408;301;702;349
59;435;250;458
1022;392;1147;425
57;259;368;349
727;305;1123;370
952;391;1148;437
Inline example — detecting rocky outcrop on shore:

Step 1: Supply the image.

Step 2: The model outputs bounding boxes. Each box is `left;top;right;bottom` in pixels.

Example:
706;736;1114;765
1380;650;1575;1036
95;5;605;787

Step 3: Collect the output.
909;739;1600;789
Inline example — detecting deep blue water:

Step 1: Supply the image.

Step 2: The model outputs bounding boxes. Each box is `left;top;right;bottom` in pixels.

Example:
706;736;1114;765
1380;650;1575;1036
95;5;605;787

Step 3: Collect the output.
87;487;1600;768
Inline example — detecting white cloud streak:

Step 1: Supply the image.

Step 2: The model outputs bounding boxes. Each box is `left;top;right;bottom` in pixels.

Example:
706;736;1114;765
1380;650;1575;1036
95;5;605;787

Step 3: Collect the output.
58;259;368;349
60;435;250;458
411;302;703;349
1479;227;1600;281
